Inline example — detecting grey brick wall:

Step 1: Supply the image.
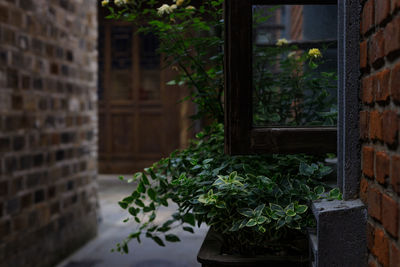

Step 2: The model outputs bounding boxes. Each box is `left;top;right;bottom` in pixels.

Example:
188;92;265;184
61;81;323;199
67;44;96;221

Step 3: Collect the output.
0;0;99;266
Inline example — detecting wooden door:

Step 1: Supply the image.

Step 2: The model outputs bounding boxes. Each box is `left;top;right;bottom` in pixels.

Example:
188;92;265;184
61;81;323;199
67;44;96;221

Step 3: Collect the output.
98;9;183;174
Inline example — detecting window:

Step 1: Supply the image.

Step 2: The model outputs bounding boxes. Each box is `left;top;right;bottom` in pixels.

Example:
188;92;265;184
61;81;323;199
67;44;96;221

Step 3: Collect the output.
224;0;338;155
224;2;364;264
224;0;360;200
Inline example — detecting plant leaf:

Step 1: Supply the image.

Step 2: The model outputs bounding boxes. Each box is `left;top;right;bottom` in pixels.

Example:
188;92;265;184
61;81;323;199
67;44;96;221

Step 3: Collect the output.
165;234;180;242
238;208;253;217
246;219;257;227
183;213;196;226
183;226;194;233
147;188;157;201
151;236;165;246
295;205;308;214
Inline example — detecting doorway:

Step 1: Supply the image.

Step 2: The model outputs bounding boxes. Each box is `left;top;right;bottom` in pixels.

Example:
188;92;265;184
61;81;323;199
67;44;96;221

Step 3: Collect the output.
98;6;187;174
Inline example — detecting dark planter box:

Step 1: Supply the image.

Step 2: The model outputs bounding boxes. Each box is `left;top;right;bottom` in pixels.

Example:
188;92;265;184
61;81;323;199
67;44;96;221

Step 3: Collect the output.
197;228;309;267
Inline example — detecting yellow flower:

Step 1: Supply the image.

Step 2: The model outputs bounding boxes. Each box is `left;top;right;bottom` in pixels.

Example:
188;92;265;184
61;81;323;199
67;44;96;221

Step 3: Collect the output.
101;0;109;7
176;0;185;7
186;5;195;10
308;48;322;59
276;38;288;46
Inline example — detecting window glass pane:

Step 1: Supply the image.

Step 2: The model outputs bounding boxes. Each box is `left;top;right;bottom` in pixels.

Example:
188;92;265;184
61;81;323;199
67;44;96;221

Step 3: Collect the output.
252;5;337;127
139;33;161;101
110;26;133;100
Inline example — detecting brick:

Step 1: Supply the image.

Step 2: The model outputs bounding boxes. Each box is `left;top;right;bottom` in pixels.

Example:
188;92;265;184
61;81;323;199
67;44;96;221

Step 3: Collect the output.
48;186;56;199
12;136;25;151
391;63;400;103
50;201;60;215
370;111;383;141
20;193;32;210
367;221;375;251
21;75;30;90
373;228;390;267
360;40;368;69
32;154;44;167
391;243;400;267
9;8;23;28
0;220;11;239
392;155;400;194
375;0;390;25
362;0;375;35
374;69;390;103
50;63;59;75
26;173;41;188
382;111;398;146
34;189;45;203
370;30;385;68
362;76;375;105
360;111;370;140
12;214;27;232
382;194;398;237
0;181;8;197
0;5;8;23
11;94;23;110
19;155;32;170
7;69;18;89
66;50;73;62
368;186;382;221
6;198;19;215
376;151;390;184
0;137;10;153
384;16;400;58
363;146;375;178
360;178;369;202
10;177;22;194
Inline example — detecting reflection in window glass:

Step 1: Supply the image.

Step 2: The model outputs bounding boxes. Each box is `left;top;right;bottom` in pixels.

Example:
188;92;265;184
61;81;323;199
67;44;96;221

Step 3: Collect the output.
252;5;338;127
110;26;133;100
140;33;161;101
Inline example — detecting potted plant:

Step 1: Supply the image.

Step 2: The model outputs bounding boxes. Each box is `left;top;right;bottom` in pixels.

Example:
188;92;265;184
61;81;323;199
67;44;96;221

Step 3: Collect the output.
102;0;340;265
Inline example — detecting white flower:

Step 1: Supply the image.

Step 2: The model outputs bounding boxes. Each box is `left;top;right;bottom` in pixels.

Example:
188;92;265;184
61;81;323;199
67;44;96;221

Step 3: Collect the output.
276;38;288;46
186;5;195;10
157;4;175;16
287;51;296;59
101;0;109;7
115;0;124;7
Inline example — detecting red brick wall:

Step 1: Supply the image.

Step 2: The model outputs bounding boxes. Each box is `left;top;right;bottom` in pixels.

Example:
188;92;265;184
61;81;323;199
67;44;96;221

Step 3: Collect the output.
290;5;303;41
0;1;98;266
360;0;400;266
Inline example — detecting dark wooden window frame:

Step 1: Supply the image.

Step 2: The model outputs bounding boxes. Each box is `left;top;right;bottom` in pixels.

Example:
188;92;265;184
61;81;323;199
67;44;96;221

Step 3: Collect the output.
224;0;360;200
224;0;338;155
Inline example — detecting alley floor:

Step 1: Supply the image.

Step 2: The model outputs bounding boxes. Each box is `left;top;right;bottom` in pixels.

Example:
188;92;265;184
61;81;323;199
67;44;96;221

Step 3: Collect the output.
56;175;208;267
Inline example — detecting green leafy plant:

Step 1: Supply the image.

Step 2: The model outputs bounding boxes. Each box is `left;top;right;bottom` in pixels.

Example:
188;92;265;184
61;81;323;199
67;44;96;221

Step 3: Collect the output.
114;123;340;255
103;0;340;256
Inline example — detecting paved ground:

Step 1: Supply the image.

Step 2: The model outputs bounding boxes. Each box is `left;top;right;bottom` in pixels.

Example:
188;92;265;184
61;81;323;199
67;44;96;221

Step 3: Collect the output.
56;175;208;267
